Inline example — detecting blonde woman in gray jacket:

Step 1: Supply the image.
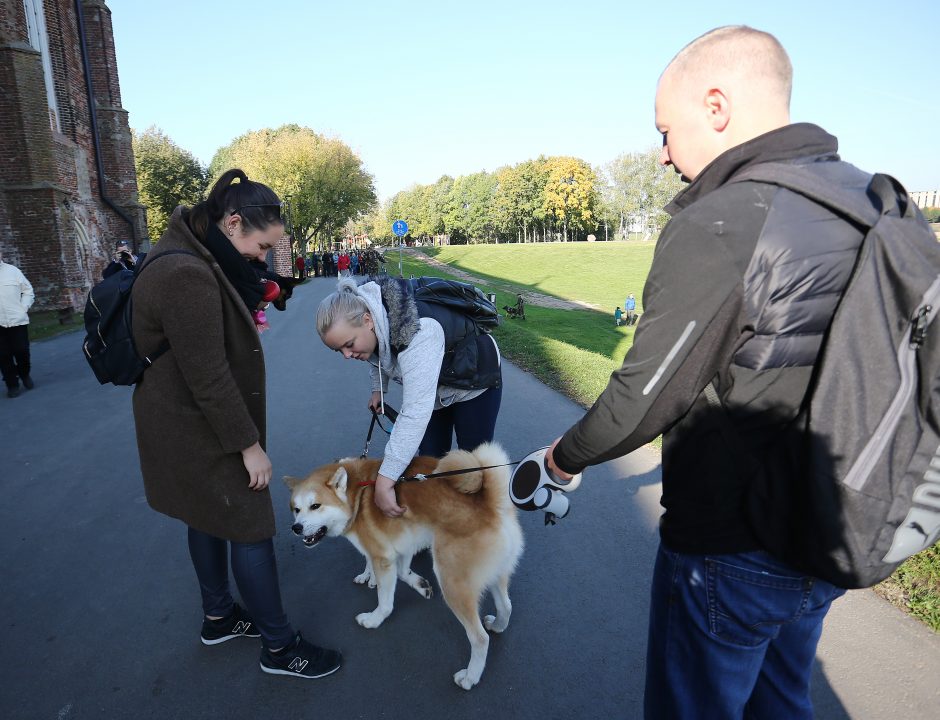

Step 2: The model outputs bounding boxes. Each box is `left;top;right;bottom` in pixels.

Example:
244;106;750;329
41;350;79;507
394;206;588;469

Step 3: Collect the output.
317;277;502;517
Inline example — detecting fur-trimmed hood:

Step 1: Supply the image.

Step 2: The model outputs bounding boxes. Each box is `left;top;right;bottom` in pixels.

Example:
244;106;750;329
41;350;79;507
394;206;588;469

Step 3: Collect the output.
354;276;420;371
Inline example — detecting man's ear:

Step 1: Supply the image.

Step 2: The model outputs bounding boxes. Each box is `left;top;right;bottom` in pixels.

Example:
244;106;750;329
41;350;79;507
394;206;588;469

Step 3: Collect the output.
704;87;731;132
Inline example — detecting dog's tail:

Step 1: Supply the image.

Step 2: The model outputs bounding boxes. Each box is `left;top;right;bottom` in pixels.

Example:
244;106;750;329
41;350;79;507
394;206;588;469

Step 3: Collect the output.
432;442;512;505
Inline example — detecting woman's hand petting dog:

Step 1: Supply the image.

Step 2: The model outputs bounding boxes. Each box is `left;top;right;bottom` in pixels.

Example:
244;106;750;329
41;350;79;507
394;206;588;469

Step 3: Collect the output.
241;442;273;490
374;473;405;517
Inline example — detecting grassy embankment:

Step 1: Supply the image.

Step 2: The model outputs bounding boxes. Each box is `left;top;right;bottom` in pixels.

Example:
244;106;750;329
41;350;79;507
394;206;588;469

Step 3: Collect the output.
396;242;652;407
397;241;940;632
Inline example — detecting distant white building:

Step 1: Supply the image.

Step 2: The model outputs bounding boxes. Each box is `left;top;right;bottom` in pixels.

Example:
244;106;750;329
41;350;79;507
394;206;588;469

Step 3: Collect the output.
911;190;940;209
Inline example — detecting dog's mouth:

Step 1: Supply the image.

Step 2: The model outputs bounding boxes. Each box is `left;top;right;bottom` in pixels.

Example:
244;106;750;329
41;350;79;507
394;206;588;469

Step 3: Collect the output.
303;526;328;547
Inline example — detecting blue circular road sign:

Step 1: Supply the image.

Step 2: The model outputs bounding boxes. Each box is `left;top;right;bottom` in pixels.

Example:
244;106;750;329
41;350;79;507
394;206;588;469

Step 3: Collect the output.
392;220;409;237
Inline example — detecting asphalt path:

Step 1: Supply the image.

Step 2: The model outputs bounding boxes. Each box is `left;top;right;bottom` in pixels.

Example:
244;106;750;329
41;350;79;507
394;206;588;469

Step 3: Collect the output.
2;277;938;719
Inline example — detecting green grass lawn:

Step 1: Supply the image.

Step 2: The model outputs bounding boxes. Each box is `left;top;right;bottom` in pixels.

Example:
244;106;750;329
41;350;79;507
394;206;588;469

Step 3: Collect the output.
29;310;84;341
395;241;940;633
397;242;653;407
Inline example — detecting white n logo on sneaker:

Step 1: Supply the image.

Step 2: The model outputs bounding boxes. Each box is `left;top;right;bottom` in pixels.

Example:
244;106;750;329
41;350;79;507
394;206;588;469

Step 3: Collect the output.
288;657;308;673
232;621;251;634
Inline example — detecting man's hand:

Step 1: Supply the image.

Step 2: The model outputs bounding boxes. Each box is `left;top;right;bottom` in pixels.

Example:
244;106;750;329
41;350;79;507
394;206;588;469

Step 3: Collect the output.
241;442;272;490
374;473;405;517
368;391;383;414
545;437;575;482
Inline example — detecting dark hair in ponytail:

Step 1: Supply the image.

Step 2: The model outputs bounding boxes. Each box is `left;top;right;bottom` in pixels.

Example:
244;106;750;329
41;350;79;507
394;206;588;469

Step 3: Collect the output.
187;168;283;241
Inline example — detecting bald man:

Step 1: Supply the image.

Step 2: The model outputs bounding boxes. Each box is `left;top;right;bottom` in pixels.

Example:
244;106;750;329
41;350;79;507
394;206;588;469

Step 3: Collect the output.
545;26;872;718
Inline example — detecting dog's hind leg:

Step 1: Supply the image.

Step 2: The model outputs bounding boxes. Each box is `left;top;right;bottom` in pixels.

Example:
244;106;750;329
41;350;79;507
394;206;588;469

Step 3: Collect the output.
397;553;433;599
438;574;489;690
356;555;397;629
354;558;376;588
483;573;512;633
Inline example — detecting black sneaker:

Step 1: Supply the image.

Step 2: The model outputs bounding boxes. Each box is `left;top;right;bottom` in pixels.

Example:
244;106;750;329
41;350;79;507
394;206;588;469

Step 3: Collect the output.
260;632;342;679
200;603;261;645
22;376;34;390
7;386;20;399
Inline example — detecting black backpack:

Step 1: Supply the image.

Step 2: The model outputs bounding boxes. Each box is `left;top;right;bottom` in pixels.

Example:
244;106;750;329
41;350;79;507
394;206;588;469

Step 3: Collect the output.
82;250;195;386
712;164;940;588
408;276;501;330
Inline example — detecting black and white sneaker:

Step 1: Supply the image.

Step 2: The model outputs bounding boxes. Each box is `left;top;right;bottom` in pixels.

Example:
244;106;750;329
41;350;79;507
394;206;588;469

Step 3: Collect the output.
200;603;261;645
260;632;342;679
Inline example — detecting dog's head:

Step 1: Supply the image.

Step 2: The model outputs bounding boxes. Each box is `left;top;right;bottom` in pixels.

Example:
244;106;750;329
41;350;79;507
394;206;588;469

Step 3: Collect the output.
284;464;354;548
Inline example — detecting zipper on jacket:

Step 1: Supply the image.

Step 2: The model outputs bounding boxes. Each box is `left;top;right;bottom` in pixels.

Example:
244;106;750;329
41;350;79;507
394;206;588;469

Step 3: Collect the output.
90;289;107;347
843;275;940;491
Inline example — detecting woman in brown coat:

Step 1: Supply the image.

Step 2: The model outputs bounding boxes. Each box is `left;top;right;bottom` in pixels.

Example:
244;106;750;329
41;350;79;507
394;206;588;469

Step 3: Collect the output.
131;169;340;679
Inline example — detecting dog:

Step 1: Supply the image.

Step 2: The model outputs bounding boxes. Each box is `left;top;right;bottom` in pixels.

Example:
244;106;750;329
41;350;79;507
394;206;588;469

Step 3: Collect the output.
250;262;301;311
503;294;526;320
285;442;524;690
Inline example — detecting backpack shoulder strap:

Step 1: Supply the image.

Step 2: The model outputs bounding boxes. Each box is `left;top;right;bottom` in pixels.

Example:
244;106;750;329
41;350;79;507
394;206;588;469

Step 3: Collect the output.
730;163;914;229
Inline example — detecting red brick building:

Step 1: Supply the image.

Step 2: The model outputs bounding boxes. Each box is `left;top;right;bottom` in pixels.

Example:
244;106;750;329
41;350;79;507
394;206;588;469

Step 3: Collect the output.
0;0;146;312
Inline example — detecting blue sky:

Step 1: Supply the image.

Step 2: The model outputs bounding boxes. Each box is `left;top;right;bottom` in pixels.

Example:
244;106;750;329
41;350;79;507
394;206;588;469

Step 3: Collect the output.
108;0;939;200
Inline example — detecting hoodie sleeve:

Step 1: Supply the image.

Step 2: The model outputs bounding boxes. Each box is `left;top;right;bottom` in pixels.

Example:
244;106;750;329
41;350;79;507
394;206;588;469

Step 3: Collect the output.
378;318;445;480
553;212;745;475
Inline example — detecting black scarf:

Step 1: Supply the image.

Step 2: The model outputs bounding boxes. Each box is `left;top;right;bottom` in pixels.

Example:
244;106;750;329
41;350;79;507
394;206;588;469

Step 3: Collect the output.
201;223;264;312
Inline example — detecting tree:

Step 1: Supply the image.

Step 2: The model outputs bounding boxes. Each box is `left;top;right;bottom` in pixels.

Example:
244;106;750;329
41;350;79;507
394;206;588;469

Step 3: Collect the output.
208;124;376;251
132;126;207;240
605;145;684;239
443;172;498;244
492;161;548;242
363;200;395;246
921;206;940;223
540;156;599;241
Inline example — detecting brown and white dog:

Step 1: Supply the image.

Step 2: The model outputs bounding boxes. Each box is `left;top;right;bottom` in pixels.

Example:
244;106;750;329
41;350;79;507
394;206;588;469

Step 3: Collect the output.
285;442;523;690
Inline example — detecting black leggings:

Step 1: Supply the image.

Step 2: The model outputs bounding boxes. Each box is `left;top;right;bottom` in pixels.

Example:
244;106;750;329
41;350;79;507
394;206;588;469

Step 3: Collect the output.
418;382;503;457
187;527;294;649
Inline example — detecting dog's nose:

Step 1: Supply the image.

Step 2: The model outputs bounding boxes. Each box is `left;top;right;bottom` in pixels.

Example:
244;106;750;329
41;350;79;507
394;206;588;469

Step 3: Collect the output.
291;523;304;535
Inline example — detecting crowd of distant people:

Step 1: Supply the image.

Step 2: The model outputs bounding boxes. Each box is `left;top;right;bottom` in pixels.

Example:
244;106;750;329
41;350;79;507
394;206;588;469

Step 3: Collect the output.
295;249;385;280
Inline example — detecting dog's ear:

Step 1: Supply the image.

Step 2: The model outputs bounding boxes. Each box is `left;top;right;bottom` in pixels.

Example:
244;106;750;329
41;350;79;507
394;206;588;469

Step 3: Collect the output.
283;475;301;489
328;466;348;500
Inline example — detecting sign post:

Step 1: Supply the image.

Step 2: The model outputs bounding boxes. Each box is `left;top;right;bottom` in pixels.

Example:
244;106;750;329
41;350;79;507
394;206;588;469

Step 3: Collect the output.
392;220;408;277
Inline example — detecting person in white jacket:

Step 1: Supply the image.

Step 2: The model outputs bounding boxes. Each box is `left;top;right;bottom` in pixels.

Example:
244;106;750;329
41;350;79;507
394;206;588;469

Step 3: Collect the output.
316;277;502;517
0;251;35;398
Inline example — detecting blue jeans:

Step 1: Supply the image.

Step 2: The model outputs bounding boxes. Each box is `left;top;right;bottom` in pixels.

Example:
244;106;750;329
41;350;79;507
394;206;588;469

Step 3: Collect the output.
187;527;294;649
644;543;845;720
418;382;502;457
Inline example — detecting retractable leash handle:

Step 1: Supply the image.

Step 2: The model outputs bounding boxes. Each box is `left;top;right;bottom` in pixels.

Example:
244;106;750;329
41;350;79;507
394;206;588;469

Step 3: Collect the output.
509;447;583;525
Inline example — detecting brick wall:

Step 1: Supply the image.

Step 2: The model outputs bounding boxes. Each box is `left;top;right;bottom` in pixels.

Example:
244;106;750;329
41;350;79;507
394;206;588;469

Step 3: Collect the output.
0;0;146;311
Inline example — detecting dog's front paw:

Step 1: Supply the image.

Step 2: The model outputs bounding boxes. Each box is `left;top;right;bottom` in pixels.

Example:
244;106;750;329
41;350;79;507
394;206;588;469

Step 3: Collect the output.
353;571;374;587
453;668;480;690
356;611;386;629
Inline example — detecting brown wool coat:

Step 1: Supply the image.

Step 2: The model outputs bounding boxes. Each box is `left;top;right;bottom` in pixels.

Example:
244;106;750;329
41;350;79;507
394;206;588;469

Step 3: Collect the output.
131;207;274;542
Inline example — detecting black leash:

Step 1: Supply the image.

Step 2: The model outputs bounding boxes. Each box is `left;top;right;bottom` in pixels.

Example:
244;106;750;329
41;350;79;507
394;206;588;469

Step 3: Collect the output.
396;446;547;483
358;406;527;483
360;404;399;459
396;462;521;484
